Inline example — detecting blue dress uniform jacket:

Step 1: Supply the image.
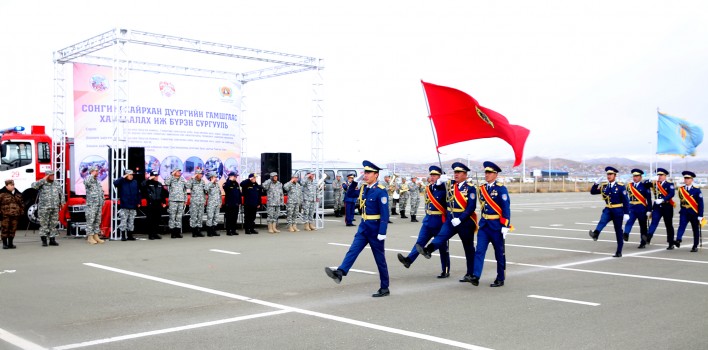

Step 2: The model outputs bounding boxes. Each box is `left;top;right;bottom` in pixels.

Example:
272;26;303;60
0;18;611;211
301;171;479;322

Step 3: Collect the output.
590;181;630;254
343;180;359;225
426;180;478;277
473;181;510;281
648;181;676;245
403;181;451;273
337;183;390;289
676;185;704;246
623;180;652;243
240;179;262;207
113;177;140;209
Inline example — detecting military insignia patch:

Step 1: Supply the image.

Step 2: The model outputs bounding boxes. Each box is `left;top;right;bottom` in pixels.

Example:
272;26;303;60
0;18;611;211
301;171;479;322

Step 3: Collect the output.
381;197;387;204
670;185;674;189
471;193;476;200
502;194;507;201
476;106;494;128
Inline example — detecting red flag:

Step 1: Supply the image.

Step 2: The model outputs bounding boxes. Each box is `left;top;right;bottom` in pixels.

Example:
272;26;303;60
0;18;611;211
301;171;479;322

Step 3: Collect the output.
422;81;530;167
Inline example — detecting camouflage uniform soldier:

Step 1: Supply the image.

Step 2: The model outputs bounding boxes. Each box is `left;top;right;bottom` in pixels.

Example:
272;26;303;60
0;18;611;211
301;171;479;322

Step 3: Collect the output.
187;169;207;237
165;168;188;238
301;171;318;231
284;175;303;232
31;169;64;247
263;172;284;233
332;175;344;217
204;173;222;237
398;177;410;219
408;177;422;222
84;166;105;245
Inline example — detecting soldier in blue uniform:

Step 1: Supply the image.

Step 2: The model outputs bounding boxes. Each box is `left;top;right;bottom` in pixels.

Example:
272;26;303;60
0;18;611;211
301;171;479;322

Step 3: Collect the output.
472;161;510;287
343;173;361;227
416;162;477;283
644;168;677;250
397;166;451;278
676;171;704;252
325;161;391;297
624;169;653;248
589;166;630;257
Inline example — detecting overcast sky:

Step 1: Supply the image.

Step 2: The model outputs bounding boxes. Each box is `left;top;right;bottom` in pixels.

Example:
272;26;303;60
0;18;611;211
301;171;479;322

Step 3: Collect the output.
1;0;707;167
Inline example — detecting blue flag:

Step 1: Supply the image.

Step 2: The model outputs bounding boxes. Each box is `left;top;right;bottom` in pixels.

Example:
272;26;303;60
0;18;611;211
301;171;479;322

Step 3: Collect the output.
657;111;703;156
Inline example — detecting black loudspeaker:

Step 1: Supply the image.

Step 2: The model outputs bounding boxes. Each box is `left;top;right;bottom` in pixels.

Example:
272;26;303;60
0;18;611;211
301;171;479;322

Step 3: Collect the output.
261;153;291;184
128;147;145;178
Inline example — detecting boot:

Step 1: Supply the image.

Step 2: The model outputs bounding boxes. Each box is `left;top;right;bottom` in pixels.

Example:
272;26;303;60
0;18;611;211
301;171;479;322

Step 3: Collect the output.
121;230;128;241
211;226;220;236
273;223;281;233
226;229;233;236
294;224;301;232
174;228;183;238
2;237;8;249
171;228;178;239
7;237;15;249
41;236;48;247
127;231;137;241
87;234;97;245
268;223;275;233
49;237;59;246
400;210;408;219
411;215;418;222
391;208;398;216
94;234;105;244
335;209;341;217
304;222;312;231
310;222;317;231
206;226;214;237
288;224;295;232
193;227;204;238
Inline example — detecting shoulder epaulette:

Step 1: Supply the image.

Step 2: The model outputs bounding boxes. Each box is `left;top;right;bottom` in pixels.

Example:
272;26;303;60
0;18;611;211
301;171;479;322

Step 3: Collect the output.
496;181;504;186
617;182;624;186
377;184;385;190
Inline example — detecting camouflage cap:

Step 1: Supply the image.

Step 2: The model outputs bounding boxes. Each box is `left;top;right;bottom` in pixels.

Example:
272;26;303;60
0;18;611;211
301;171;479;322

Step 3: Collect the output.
270;172;278;177
194;169;203;175
44;169;54;175
89;165;99;172
207;172;217;178
171;168;182;175
124;169;134;175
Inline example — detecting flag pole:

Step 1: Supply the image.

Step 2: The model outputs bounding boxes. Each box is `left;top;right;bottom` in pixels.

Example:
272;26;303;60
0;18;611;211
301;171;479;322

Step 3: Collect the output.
421;81;444;171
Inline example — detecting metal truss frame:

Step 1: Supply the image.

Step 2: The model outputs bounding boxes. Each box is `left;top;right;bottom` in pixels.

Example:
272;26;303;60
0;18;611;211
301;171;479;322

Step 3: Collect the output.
52;28;324;237
311;62;325;229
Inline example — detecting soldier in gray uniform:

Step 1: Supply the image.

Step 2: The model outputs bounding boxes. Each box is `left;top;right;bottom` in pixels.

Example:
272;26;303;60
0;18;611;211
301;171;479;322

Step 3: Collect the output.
301;171;318;231
84;166;105;245
187;169;207;237
204;172;222;237
284;174;303;232
165;168;188;238
31;169;64;247
408;177;422;222
332;175;344;217
398;177;410;219
263;172;284;233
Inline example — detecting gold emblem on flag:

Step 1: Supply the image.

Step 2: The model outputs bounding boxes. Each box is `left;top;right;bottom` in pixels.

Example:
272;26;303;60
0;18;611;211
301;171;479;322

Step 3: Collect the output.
476;106;494;128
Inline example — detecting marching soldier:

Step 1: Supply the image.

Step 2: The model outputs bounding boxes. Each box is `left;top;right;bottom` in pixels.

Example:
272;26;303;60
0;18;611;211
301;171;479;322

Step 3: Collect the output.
386;175;399;216
343;173;360;227
644;168;677;249
624;169;652;248
301;171;318;231
84;166;106;244
240;174;262;234
204;173;222;237
589;166;630;257
222;172;241;236
325;160;391;297
263;172;284;233
31;169;64;247
676;171;704;252
113;169;140;241
187;169;207;238
416;162;477;282
332;174;344;217
472;162;511;287
0;179;23;249
398;177;410;219
397;166;451;278
408;177;422;222
141;170;165;240
165;168;188;238
284;174;303;232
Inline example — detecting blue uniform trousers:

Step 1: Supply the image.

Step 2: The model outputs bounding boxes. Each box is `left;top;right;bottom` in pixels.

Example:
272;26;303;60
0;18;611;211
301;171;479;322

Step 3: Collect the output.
624;205;648;244
648;203;675;244
345;201;356;225
473;224;506;281
338;221;389;289
406;215;450;273
676;211;700;246
596;208;624;254
427;218;475;276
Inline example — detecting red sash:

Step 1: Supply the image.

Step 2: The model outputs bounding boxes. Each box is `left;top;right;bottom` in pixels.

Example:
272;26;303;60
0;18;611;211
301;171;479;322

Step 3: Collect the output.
452;182;477;225
480;185;512;229
679;186;699;213
426;185;446;223
656;182;676;207
628;184;647;206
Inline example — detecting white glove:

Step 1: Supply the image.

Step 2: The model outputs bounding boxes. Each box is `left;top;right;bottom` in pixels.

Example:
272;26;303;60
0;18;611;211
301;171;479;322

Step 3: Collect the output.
501;227;510;239
436;174;449;185
377;234;386;241
699;217;704;222
622;214;630;224
654;198;664;204
354;173;364;182
647;211;652;218
451;218;461;227
595;176;604;184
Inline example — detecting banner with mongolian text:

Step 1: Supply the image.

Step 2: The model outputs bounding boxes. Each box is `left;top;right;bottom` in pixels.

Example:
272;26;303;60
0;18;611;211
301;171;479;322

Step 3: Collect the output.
72;62;241;195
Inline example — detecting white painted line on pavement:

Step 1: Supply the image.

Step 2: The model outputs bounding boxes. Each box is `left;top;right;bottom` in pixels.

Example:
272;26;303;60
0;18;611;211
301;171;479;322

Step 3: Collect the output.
527;295;600;306
552;249;663;268
513;232;619;243
549;224;564;227
81;263;490;350
328;266;376;275
54;310;291;350
531;225;668;238
511;200;597;206
0;327;47;350
209;249;241;255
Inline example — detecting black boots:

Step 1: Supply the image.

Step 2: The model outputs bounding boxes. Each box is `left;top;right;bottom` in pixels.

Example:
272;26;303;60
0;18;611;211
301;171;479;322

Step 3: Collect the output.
391;208;398;216
171;228;183;239
41;236;48;247
127;231;137;241
192;227;205;238
148;232;162;240
49;237;59;246
411;215;418;222
206;226;220;237
334;209;342;217
400;210;408;219
7;237;15;249
2;237;8;249
121;231;137;241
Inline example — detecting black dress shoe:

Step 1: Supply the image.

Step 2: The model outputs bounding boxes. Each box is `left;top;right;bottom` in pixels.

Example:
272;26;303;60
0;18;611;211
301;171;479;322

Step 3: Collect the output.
415;244;431;259
613;252;622;258
623;233;629;242
675;240;681;248
490;280;504;287
397;253;411;268
666;245;674;250
638;242;646;249
346;223;355;227
471;276;480;286
324;267;343;284
372;288;390;297
250;229;259;234
691;247;698;252
437;272;450;279
459;274;473;283
588;230;598;241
